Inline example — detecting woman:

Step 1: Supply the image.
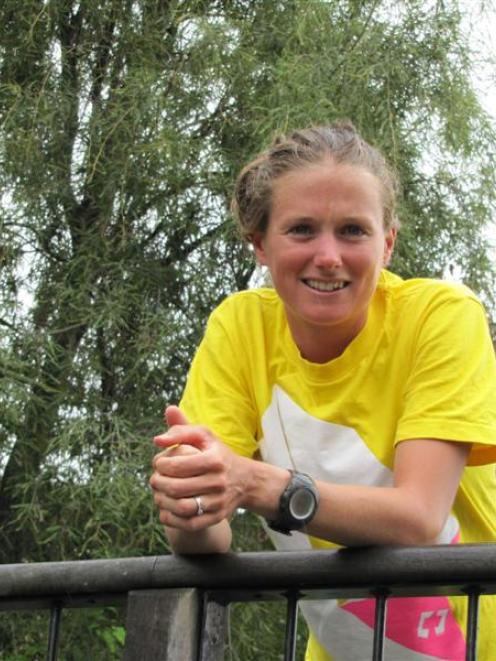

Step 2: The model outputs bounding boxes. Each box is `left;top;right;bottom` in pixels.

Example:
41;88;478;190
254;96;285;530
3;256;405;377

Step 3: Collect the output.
150;123;496;660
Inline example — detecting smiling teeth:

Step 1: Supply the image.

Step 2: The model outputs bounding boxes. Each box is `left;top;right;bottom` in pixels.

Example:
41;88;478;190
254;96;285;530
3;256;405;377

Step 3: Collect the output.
305;279;347;292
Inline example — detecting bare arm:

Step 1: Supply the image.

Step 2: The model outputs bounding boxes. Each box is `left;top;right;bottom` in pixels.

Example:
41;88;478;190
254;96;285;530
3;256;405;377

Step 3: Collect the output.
302;438;468;545
151;407;469;549
225;437;468;546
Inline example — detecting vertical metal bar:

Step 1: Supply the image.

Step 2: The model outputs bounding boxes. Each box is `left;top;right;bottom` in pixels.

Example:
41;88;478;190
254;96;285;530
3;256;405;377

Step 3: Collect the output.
46;603;62;661
371;593;387;661
465;590;480;661
283;593;298;661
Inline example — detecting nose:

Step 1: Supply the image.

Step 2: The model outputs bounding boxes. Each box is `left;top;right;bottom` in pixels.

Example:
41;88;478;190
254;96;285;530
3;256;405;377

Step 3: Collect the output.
313;234;342;269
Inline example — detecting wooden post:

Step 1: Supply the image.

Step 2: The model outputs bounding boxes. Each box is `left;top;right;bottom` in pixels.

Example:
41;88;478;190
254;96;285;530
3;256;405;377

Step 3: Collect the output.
199;599;228;660
123;588;200;661
123;589;228;661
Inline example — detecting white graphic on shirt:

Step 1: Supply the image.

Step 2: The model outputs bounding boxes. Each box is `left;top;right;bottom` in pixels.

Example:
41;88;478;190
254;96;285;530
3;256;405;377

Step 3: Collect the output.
417;609;449;639
259;385;463;661
260;385;393;487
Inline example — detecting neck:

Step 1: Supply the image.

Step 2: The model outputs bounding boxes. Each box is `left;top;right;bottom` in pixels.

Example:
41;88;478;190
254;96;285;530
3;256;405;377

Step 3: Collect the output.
287;316;366;364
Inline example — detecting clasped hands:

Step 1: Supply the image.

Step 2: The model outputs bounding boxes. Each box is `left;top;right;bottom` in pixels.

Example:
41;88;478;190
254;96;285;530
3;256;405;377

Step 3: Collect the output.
150;405;246;531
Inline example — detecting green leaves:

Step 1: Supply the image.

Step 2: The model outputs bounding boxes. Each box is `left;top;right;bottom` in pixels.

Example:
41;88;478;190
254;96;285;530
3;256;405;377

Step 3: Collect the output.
1;0;494;551
0;1;495;654
1;0;494;550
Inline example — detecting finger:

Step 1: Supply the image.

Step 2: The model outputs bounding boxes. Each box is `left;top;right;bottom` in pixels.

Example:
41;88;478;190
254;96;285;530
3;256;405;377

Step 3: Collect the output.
156;495;227;531
165;405;189;428
153;450;220;479
152;491;199;518
158;507;225;531
151;444;200;471
161;444;201;459
152;491;222;519
153;426;210;451
150;470;225;499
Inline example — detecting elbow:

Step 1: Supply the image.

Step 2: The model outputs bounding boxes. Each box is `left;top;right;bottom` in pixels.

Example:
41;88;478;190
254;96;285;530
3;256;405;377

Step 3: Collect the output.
396;513;446;546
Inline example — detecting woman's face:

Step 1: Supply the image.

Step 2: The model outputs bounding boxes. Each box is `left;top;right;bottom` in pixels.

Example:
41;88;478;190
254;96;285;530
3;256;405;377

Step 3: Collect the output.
252;160;396;361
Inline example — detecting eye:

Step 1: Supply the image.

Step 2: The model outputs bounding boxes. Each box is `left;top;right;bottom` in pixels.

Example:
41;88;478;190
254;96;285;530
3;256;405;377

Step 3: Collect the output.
287;222;314;236
341;223;367;237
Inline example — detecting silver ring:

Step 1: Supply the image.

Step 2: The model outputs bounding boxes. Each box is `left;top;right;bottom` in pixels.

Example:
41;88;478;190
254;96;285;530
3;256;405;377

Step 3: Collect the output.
194;496;205;516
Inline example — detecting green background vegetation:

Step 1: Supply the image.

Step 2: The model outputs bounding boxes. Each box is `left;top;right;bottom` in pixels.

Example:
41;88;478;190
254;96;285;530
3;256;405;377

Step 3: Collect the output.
0;0;495;657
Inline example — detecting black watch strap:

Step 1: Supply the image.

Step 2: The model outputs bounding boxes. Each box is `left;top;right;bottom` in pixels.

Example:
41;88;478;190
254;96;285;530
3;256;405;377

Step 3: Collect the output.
267;470;319;536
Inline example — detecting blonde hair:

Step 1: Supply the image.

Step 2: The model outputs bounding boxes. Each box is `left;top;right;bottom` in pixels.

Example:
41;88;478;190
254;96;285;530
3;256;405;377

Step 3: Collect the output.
231;121;400;240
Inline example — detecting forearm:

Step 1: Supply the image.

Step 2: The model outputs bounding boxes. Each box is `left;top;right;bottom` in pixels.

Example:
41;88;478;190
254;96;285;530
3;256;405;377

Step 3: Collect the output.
308;482;440;546
241;440;468;547
165;519;232;554
243;461;434;546
153;422;467;549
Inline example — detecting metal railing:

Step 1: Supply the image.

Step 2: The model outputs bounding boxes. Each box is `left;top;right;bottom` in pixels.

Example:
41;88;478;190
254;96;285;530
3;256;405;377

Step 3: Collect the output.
1;543;496;660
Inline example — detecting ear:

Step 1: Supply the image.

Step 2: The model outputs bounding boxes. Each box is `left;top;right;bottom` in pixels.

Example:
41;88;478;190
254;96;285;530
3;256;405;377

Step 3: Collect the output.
251;231;268;266
383;227;397;267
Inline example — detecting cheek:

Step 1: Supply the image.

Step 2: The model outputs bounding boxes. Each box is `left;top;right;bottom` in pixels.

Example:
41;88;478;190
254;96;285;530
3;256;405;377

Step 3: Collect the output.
348;249;384;285
347;246;379;269
270;249;302;273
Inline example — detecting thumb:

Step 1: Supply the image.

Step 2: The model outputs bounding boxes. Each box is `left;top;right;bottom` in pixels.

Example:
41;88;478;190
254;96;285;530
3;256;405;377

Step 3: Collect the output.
165;405;190;428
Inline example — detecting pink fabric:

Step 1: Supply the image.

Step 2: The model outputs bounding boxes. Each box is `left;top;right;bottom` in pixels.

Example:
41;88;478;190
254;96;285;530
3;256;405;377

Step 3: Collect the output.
342;595;465;659
341;528;465;659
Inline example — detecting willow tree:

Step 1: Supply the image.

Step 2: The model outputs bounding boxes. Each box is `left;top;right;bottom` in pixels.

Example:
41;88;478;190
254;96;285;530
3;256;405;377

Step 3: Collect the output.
0;0;495;655
1;0;494;568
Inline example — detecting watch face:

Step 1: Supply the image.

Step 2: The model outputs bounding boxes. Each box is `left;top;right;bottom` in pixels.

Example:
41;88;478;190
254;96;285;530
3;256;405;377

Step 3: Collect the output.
289;487;316;520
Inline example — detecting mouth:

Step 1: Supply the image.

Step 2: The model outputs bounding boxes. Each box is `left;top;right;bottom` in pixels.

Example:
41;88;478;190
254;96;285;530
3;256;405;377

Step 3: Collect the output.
302;279;350;293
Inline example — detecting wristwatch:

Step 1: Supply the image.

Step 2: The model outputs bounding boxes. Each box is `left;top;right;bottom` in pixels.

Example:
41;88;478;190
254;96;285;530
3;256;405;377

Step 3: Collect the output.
267;470;320;535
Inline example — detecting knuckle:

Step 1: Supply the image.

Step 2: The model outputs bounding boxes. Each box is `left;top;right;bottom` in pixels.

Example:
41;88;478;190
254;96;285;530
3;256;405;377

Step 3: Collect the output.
198;425;215;442
162;461;178;477
167;481;182;499
154;457;166;473
215;511;227;525
188;517;204;532
210;456;224;472
177;500;193;517
214;475;228;492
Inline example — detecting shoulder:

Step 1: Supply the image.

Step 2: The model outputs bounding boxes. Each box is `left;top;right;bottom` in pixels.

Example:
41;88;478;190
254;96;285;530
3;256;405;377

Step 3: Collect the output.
210;288;283;325
377;271;491;355
379;270;483;315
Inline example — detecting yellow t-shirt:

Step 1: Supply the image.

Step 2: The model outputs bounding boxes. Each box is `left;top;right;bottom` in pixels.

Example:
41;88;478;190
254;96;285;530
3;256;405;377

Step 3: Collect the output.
180;270;496;660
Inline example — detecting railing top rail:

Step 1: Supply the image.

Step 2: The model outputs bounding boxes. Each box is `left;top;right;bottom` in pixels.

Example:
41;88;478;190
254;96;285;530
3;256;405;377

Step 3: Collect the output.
1;544;496;610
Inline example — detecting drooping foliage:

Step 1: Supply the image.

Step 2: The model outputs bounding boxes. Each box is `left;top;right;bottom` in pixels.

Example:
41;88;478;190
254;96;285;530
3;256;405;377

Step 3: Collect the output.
0;0;494;656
